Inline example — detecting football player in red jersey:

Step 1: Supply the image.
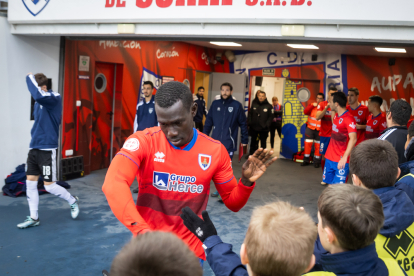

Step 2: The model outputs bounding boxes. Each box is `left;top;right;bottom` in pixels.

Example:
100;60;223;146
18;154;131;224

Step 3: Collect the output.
366;95;387;140
102;81;277;262
323;92;357;185
346;87;369;146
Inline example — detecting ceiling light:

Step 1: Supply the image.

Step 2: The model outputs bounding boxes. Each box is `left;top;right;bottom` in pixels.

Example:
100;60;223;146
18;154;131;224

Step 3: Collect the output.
287;44;319;49
375;47;406;53
210;42;242;47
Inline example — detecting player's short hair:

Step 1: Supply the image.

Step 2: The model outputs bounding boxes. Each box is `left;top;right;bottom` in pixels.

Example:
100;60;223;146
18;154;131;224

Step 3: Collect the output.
34;73;48;87
317;93;325;100
220;82;233;91
332;92;347;108
155;81;193;111
348;87;360;96
143;81;154;89
369;95;383;107
408;121;414;139
328;87;338;92
110;231;202;276
318;184;384;251
350;139;399;189
245;201;317;276
389;99;412;126
197;86;205;91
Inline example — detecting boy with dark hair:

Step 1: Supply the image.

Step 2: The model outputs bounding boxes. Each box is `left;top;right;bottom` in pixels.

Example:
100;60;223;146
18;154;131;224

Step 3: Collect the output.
180;202;317;276
322;92;357;185
347;87;369;145
365;95;386;139
103;81;276;263
379;99;412;164
18;73;79;229
134;80;157;132
109;231;202;276
193;86;207;132
350;139;414;275
313;184;405;275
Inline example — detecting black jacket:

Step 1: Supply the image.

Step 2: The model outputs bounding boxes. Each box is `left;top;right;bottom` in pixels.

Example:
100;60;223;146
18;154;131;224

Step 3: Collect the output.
248;98;273;132
378;126;408;164
193;94;207;123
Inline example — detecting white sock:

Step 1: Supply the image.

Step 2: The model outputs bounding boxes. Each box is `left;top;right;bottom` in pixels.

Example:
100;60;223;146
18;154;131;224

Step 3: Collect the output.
26;180;39;220
44;182;76;205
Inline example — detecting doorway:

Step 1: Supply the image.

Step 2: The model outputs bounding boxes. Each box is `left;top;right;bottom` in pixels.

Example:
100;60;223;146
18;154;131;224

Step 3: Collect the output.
91;62;123;171
194;72;210;125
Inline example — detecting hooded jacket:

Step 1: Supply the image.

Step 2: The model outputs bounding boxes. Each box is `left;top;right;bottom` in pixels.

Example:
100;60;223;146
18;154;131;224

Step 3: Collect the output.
373;186;414;275
203;96;249;152
248;98;274;132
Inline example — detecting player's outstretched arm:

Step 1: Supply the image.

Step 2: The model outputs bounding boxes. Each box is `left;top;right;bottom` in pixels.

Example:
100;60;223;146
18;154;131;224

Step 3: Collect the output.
241;148;277;185
102;154;151;235
26;74;60;109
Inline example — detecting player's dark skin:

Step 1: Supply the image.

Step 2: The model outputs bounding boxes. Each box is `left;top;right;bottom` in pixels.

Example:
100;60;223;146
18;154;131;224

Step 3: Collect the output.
155;100;277;187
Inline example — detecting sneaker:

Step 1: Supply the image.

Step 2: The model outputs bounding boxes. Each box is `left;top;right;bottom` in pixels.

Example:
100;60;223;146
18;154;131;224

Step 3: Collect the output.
70;196;80;219
217;195;224;204
133;188;139;193
211;191;219;197
300;161;310;166
321;181;327;185
17;216;40;229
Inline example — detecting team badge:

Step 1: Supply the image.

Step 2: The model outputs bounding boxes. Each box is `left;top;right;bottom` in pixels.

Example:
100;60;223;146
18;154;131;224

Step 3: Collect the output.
123;138;140;152
228;107;233;113
339;118;343;124
373;120;378;125
22;0;50;16
358;110;363;116
149;108;154;114
199;154;212;171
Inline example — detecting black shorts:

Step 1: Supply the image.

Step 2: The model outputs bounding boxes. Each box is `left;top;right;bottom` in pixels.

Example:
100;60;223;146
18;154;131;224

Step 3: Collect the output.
305;127;320;141
26;149;57;182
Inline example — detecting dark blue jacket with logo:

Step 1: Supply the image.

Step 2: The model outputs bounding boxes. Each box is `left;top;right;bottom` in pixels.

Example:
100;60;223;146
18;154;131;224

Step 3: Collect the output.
134;95;158;132
396;137;414;204
203;96;248;152
193;94;207;123
26;75;62;149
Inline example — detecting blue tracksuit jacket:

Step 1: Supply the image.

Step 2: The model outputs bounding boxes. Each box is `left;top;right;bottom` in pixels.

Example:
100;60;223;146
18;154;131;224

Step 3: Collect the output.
134;95;158;132
396;160;414;204
26;75;62;149
203;96;248;152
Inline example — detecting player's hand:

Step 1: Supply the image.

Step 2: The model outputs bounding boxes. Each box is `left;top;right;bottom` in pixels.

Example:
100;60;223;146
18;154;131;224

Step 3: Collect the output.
338;158;346;170
241;148;277;186
180;207;217;243
313;103;317;107
325;103;330;109
27;72;33;76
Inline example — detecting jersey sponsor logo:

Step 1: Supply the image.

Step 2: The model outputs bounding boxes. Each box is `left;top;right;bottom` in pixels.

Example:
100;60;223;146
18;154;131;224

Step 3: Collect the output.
384;230;414;259
354;116;360;123
199;154;212;171
332;124;339;133
349;122;356;129
339;118;343;124
228;107;233;113
358;110;363;116
123;138;140;151
153;171;204;193
154;152;165;163
149;108;154;114
366;126;373;132
373;120;378;125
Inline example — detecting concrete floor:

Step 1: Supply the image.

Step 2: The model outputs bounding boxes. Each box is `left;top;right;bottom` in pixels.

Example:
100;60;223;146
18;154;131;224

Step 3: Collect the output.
0;156;325;276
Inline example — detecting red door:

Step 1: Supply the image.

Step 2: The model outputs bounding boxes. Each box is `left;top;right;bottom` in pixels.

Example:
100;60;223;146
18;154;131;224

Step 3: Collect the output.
91;62;115;171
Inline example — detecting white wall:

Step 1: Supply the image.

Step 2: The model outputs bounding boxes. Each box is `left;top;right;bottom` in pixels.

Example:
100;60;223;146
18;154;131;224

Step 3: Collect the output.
252;77;285;106
0;15;60;180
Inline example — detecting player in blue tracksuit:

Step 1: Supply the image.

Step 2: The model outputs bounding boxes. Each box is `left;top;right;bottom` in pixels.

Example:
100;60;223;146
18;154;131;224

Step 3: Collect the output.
193;86;208;132
203;82;249;161
134;81;158;132
18;73;79;229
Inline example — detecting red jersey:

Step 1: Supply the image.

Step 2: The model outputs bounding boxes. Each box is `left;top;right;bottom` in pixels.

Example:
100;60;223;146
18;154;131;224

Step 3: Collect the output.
365;113;387;140
326;111;357;163
317;101;333;137
347;104;369;145
102;127;255;260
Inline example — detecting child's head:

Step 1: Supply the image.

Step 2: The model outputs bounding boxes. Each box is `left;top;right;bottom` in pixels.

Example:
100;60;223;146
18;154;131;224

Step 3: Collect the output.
350;139;399;189
241;202;317;276
318;184;384;253
110;231;202;276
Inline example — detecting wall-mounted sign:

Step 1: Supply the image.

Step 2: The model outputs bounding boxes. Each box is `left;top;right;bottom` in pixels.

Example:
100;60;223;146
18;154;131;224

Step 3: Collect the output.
78;75;90;80
162;76;174;84
79;56;90;72
262;69;275;76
